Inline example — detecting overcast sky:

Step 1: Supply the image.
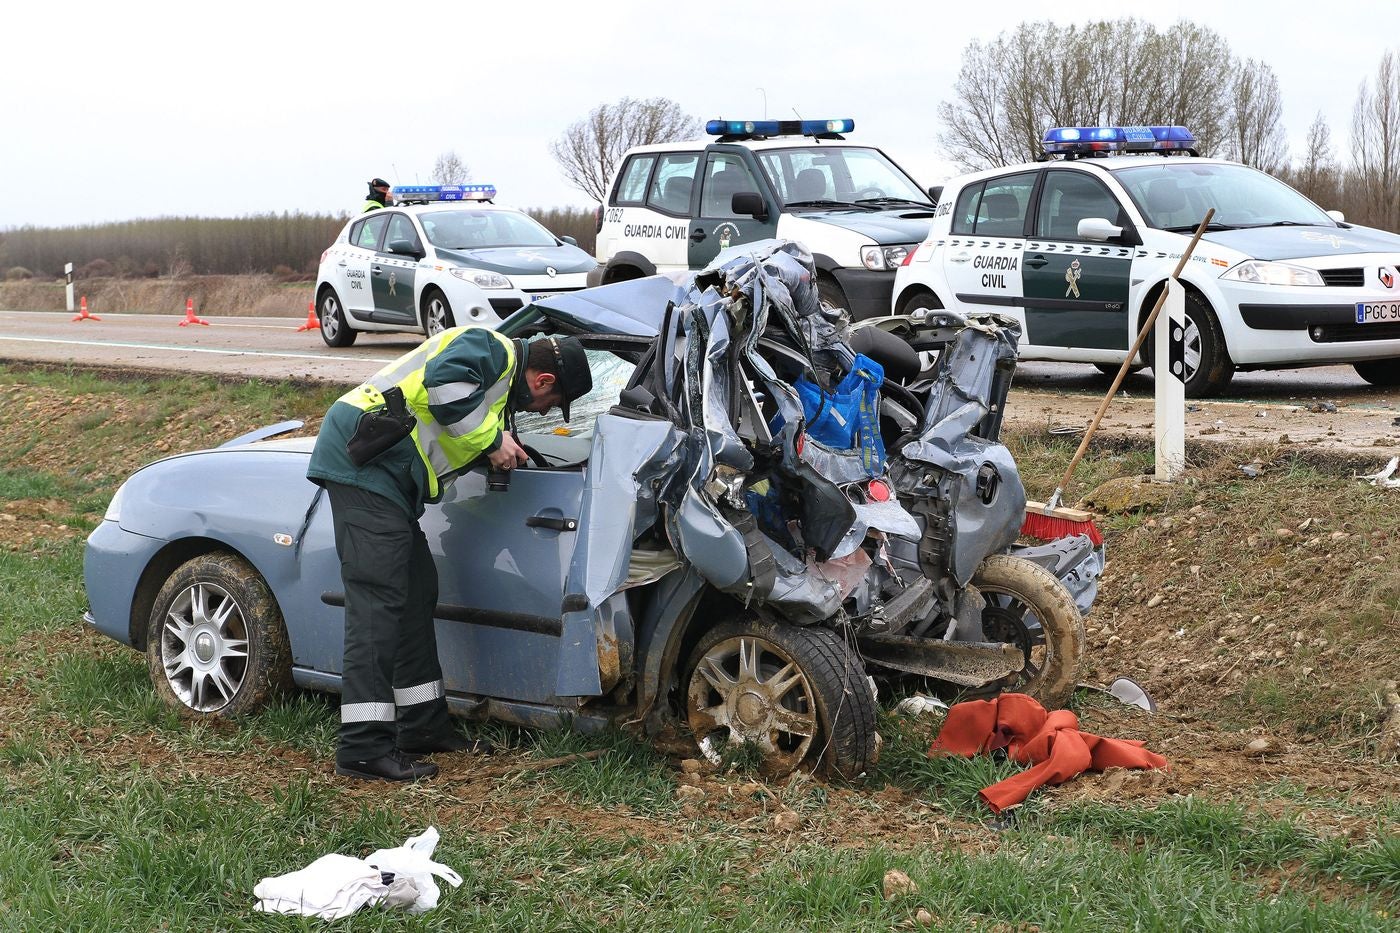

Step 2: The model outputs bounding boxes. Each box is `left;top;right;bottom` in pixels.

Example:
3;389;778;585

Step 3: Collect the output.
4;1;1396;228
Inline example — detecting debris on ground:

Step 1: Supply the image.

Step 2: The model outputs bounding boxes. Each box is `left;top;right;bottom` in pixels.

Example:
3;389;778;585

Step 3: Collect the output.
895;695;950;718
1243;737;1280;758
1106;677;1156;712
1305;401;1338;414
929;693;1167;813
1379;681;1400;762
1357;456;1400;488
882;869;918;900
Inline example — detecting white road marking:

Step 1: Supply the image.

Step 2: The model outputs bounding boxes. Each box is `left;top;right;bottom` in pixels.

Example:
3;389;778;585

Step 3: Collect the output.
0;335;396;363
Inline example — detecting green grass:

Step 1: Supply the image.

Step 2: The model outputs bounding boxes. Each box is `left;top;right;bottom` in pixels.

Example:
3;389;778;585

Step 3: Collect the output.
0;370;1397;928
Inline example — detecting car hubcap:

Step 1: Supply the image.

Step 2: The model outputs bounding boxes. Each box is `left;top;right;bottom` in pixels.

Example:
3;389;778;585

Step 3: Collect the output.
687;636;816;774
428;299;446;334
1182;317;1202;381
322;298;339;338
160;582;250;712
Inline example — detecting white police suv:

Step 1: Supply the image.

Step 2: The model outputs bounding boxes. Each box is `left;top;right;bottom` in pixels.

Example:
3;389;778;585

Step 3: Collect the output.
891;126;1400;396
315;185;598;347
590;119;936;319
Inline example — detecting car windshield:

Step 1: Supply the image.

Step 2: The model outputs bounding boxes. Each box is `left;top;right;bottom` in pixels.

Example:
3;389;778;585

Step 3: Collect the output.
757;146;931;208
419;209;559;249
1113;162;1334;231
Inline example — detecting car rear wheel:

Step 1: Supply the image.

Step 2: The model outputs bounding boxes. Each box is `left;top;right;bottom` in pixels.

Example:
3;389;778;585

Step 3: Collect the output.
146;552;292;719
971;554;1086;709
685;617;879;779
1144;290;1234;398
1353;359;1400;386
899;290;943;316
422;288;455;337
319;289;357;348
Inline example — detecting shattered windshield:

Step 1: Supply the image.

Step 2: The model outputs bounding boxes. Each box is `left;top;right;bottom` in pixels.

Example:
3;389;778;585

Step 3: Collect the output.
757;147;932;208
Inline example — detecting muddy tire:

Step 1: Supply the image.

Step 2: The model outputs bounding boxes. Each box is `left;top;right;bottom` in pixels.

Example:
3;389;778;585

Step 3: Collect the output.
145;552;292;719
972;554;1085;708
685;617;879;779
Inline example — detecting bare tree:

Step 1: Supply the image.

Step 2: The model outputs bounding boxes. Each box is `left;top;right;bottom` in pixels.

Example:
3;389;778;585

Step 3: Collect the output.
551;97;699;202
432;150;472;186
1289;112;1340;208
938;18;1244;169
1351;51;1400;231
1222;59;1288;172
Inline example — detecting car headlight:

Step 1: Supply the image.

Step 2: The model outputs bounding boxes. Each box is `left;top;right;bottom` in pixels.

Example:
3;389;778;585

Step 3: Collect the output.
449;268;513;289
860;245;913;272
1220;260;1324;287
104;483;126;522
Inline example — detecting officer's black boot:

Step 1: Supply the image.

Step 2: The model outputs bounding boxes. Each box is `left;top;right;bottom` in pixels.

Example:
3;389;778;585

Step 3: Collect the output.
335;750;439;782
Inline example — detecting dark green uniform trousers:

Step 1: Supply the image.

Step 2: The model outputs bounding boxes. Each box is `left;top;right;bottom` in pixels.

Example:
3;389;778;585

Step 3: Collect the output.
325;482;454;763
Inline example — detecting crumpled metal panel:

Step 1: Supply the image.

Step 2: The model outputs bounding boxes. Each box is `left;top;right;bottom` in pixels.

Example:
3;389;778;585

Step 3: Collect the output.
1008;535;1104;616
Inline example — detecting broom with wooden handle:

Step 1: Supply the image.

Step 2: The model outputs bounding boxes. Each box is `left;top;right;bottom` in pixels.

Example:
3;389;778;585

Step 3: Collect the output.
1021;208;1216;543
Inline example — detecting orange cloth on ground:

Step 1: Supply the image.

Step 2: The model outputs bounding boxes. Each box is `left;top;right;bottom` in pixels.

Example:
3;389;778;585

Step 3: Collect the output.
928;693;1167;813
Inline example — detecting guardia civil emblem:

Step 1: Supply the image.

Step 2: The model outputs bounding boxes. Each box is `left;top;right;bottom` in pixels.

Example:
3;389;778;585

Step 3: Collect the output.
1064;259;1082;298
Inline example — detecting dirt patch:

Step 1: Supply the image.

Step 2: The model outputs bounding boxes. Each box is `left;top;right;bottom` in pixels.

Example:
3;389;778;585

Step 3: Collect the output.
0;500;85;552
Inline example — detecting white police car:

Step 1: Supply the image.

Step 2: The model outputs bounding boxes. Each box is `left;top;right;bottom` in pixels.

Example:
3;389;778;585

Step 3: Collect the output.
590;119;936;319
891;126;1400;397
314;185;598;347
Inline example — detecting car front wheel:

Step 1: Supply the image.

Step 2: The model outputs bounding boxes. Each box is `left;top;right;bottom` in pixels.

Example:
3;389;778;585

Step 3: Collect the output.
422;288;455;337
145;552;292;718
1144;290;1234;398
1353;359;1400;386
971;554;1086;708
319;289;357;348
685;617;879;779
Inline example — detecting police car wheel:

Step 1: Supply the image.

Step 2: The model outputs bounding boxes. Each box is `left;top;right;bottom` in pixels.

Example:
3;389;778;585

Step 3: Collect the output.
1353;359;1400;387
817;275;848;313
422;288;455;337
899;291;942;316
319;289;357;348
1143;291;1234;399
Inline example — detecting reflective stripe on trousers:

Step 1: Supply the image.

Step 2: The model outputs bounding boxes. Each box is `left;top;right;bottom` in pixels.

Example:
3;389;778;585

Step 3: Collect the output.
341;701;396;723
393;680;445;706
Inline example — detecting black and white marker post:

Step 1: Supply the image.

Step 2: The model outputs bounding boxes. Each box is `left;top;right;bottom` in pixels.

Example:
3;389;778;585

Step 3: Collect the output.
1154;279;1187;480
65;262;74;313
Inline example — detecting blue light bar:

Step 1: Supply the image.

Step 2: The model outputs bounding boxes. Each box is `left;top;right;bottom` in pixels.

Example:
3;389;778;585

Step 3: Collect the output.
1041;126;1196;155
391;184;497;202
705;118;854;137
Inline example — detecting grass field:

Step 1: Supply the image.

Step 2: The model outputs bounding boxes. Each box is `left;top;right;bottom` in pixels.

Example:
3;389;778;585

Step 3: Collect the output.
0;365;1395;930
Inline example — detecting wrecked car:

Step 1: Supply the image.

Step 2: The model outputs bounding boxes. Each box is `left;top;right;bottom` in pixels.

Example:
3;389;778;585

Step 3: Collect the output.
83;240;1096;778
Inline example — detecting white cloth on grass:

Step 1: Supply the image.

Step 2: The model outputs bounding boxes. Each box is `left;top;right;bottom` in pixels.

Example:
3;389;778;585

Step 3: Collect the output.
253;826;458;919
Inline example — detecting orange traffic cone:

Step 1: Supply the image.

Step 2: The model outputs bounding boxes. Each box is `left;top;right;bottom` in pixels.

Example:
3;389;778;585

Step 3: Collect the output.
71;296;101;322
296;300;320;332
179;297;209;326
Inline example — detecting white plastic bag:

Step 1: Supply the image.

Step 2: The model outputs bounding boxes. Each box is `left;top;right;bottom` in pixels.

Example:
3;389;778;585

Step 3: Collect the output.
365;826;463;913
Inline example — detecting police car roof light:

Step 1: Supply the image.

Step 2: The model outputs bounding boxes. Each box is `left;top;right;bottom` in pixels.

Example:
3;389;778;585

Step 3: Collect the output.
390;184;497;202
1041;126;1196;156
705;118;854;138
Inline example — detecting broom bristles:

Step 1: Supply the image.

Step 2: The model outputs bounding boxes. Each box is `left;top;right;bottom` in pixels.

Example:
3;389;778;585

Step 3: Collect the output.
1020;511;1103;546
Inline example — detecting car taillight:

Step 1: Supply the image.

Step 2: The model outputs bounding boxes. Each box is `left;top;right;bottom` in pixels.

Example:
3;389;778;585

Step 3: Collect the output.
796;432;806;456
320;249;330;264
867;479;891;502
901;246;918;267
594;204;604;234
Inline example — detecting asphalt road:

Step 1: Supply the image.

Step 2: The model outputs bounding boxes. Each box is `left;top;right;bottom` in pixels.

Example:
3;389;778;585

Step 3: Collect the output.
1;309;1397;455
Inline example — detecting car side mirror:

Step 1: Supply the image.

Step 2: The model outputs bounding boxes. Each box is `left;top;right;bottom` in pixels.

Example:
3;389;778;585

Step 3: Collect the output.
561;235;578;246
928;185;944;204
1326;209;1346;223
1077;217;1124;242
388;239;423;258
731;191;769;222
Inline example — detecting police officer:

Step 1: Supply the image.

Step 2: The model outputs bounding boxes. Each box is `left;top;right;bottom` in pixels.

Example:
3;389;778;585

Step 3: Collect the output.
364;177;393;212
307;327;592;781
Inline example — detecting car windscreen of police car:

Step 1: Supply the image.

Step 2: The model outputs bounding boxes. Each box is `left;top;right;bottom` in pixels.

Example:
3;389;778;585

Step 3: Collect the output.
314;185;599;347
892;124;1400;396
592;119;936;320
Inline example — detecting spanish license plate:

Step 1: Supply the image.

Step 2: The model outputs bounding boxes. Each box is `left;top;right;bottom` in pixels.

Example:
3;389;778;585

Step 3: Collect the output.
1356;301;1400;324
531;293;553;303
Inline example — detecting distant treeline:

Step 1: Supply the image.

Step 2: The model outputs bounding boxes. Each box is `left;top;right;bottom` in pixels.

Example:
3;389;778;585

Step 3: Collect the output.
0;207;598;280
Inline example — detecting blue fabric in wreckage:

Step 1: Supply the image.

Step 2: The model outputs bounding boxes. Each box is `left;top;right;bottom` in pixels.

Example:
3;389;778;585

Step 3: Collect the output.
791;354;886;476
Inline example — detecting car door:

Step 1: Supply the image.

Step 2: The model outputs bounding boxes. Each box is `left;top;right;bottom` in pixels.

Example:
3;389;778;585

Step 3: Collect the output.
342;213;387;315
689;150;778;268
370;211;421;324
941;171;1037;316
1021;169;1133;351
629;150;699;275
422;341;639;703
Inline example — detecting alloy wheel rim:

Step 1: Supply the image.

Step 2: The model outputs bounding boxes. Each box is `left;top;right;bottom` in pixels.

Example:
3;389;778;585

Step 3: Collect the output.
979;587;1049;687
159;582;250;712
687;636;816;774
322;298;340;338
427;298;447;334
